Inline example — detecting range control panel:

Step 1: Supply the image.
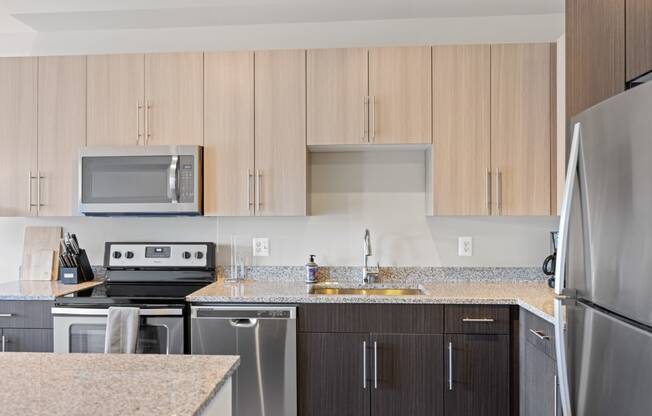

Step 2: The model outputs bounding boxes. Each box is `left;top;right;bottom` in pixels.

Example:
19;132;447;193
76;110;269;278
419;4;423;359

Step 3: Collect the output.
105;242;214;268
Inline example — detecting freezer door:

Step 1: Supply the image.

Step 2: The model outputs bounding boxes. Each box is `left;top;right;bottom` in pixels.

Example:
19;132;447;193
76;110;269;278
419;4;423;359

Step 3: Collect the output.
562;300;652;416
569;81;652;327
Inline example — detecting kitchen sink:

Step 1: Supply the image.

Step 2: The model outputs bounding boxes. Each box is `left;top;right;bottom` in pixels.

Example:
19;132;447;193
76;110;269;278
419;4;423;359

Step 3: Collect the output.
309;286;424;296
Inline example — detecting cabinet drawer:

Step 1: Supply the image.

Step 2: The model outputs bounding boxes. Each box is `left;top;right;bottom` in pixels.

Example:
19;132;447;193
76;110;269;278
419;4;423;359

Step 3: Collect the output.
298;304;443;334
1;328;53;352
0;301;54;329
521;308;556;359
444;305;511;334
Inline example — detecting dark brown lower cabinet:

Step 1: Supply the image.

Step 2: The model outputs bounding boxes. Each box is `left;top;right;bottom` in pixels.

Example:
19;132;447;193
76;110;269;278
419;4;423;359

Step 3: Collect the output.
444;334;511;416
522;341;559;416
1;328;53;352
298;332;370;416
371;334;444;416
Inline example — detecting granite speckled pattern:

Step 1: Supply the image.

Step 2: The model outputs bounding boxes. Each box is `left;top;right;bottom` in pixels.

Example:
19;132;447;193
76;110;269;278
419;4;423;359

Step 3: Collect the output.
0;279;104;300
0;352;239;416
218;266;547;282
188;280;556;323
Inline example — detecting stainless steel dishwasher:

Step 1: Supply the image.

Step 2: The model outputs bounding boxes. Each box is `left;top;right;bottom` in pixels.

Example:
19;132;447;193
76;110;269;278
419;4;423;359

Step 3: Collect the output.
191;305;297;416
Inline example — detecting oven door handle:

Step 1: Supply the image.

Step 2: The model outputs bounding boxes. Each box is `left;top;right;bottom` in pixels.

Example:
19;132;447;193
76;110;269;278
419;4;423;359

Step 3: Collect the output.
51;307;183;316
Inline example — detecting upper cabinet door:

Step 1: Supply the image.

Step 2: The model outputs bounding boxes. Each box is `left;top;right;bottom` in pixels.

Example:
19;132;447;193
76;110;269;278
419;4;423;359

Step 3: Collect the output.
37;56;86;217
432;45;491;216
307;48;369;145
254;50;307;216
144;53;203;146
491;43;551;216
204;51;255;216
87;54;145;146
626;0;652;82
369;47;432;144
0;58;38;217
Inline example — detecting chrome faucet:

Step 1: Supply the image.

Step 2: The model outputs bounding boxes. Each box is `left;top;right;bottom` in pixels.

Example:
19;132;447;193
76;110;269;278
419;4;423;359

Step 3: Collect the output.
363;229;379;283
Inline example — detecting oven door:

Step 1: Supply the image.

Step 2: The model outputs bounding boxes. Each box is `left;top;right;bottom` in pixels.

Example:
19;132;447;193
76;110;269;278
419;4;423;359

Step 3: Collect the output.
52;307;184;354
79;145;202;215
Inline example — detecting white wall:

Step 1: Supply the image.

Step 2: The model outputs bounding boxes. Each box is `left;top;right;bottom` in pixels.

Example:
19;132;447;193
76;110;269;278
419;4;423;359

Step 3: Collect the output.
0;151;558;282
0;14;563;282
0;14;563;56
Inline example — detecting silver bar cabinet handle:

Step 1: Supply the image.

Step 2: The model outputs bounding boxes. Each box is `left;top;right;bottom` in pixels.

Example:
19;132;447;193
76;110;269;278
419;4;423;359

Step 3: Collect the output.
495;169;502;214
373;341;378;389
247;169;253;210
256;170;262;211
136;102;143;145
28;171;36;212
448;341;453;390
1;335;5;352
462;318;495;323
362;340;367;389
485;169;492;214
370;95;376;141
145;100;151;144
0;313;13;317
362;96;368;142
37;171;45;213
529;329;550;340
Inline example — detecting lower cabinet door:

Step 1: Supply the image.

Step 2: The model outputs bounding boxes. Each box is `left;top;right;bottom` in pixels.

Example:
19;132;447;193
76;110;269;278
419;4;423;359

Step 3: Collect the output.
2;328;53;352
445;334;510;416
298;332;370;416
523;341;557;416
370;334;444;416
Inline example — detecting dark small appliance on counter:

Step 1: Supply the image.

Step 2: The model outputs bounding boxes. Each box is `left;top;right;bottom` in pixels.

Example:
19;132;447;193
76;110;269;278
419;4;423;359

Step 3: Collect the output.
58;233;94;284
542;231;558;288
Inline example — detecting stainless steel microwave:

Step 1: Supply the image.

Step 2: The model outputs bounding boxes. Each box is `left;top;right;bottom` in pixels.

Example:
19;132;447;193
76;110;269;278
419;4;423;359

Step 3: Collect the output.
79;145;202;216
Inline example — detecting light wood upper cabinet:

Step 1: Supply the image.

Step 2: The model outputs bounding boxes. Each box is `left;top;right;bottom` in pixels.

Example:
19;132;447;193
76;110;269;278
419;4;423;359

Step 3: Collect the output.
491;44;551;216
254;50;307;216
37;56;87;216
369;47;432;144
0;58;38;217
87;54;145;146
144;53;203;146
204;51;255;216
307;48;369;145
431;45;491;216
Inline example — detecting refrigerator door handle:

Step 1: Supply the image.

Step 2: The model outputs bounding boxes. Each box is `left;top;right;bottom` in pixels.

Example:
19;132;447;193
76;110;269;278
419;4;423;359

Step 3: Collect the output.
554;122;581;416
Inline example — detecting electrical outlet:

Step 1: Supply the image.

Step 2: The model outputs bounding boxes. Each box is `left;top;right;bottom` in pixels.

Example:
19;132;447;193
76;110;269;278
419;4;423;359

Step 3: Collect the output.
253;238;269;257
458;237;473;257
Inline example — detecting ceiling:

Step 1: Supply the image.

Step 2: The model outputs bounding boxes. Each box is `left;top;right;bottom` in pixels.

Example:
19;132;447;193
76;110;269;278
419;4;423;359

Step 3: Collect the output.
0;0;564;32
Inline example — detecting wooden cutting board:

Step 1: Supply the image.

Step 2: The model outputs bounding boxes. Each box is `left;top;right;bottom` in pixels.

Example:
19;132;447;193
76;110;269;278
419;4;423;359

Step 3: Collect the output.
21;226;62;281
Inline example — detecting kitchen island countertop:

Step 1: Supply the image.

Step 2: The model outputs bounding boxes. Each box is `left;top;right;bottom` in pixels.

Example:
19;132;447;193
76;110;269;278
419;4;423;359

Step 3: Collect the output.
0;279;104;300
0;352;239;416
188;280;556;323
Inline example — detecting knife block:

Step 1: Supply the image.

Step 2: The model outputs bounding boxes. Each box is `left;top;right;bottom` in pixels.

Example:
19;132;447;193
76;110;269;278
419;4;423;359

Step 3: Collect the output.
58;249;95;285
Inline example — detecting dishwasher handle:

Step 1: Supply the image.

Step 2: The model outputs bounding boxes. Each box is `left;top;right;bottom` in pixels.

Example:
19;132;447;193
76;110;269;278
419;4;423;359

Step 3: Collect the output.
229;318;258;328
191;305;296;319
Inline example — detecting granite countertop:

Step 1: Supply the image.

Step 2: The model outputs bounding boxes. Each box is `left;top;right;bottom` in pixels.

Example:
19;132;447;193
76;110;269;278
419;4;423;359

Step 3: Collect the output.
0;279;104;300
188;280;556;323
0;352;239;416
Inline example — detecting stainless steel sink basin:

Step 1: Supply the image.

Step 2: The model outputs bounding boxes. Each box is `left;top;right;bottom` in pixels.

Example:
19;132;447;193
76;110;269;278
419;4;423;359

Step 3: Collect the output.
309;286;424;296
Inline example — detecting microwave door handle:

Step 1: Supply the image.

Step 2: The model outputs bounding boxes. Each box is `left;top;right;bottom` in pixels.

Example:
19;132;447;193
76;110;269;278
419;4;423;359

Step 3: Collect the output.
168;155;179;203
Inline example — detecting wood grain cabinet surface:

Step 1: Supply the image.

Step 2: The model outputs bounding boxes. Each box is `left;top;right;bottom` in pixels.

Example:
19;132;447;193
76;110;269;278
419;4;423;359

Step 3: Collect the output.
491;43;552;216
37;56;87;217
0;57;37;217
432;45;491;215
626;0;652;82
203;51;255;216
254;49;308;216
87;54;145;146
0;300;54;353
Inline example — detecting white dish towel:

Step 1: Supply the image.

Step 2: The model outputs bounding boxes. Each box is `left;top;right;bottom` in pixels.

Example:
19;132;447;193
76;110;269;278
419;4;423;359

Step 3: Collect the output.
104;307;140;354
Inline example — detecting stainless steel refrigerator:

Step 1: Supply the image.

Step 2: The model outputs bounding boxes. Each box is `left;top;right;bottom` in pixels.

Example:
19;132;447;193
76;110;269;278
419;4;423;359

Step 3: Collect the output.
555;81;652;415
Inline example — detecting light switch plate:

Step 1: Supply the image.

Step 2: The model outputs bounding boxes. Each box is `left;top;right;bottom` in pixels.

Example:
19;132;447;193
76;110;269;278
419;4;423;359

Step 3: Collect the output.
253;238;269;257
458;237;473;257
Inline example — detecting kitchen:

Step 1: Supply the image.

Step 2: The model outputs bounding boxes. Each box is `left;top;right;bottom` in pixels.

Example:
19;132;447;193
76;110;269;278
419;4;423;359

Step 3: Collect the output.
0;1;651;415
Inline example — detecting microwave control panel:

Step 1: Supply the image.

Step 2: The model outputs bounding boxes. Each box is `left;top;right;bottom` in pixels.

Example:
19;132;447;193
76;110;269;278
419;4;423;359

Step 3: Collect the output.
178;155;195;203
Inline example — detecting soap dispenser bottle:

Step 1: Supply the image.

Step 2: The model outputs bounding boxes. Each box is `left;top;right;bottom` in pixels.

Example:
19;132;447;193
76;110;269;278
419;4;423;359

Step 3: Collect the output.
305;255;318;283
